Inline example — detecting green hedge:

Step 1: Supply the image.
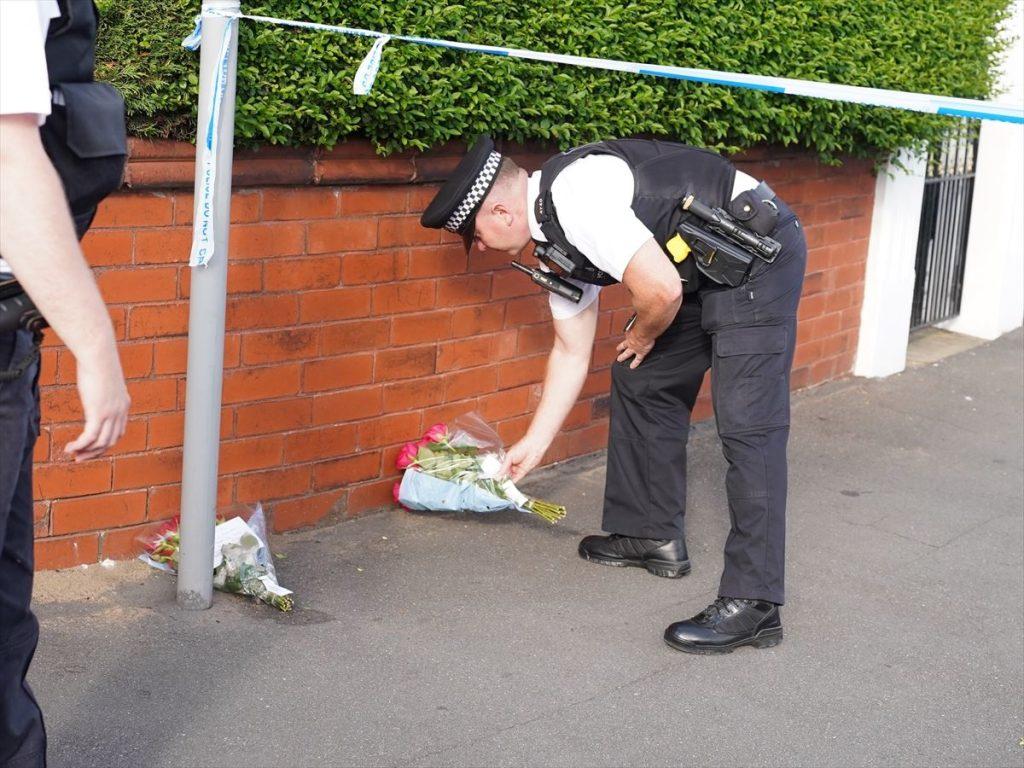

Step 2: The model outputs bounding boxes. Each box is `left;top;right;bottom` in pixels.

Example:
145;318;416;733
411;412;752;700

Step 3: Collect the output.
95;0;1011;159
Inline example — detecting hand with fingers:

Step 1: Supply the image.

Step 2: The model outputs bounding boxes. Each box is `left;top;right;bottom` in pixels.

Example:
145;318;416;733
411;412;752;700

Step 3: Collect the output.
500;437;548;483
63;351;130;462
616;329;655;369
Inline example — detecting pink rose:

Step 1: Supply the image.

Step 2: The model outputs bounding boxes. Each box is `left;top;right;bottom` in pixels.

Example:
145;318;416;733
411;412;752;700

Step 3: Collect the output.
392;480;411;511
395;442;419;470
423;422;448;443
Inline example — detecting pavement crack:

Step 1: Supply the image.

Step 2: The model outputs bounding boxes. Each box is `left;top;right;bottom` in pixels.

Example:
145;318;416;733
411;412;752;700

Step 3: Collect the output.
933;509;1020;550
398;664;676;767
863;522;940;549
838;502;1020;552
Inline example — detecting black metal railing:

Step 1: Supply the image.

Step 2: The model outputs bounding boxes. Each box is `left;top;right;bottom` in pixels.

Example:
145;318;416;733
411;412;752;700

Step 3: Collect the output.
910;120;980;330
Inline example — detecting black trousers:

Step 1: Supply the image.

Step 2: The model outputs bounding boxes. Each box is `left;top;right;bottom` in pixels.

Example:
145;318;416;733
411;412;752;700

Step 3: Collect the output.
602;203;806;605
0;330;46;768
603;300;711;541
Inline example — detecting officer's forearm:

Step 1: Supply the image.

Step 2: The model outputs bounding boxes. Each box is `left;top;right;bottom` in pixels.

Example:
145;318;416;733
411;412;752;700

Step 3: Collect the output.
620;237;683;344
630;290;681;343
523;301;599;449
524;344;592;449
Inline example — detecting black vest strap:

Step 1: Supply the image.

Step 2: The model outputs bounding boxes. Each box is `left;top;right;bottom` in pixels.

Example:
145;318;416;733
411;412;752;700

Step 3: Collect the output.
46;0;98;84
534;144;617;286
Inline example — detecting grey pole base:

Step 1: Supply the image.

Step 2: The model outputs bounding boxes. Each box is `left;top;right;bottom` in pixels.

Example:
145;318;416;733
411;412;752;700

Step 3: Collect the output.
176;589;212;611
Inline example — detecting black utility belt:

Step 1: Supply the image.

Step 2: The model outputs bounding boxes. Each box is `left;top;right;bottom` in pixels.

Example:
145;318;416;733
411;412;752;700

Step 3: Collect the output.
0;277;47;382
668;182;784;288
0;277;46;335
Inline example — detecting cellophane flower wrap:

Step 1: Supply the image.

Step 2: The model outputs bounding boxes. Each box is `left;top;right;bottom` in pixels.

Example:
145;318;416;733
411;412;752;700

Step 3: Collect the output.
138;504;294;611
395;413;566;523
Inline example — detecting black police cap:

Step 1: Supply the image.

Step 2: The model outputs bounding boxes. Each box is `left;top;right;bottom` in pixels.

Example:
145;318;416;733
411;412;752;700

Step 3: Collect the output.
420;135;503;246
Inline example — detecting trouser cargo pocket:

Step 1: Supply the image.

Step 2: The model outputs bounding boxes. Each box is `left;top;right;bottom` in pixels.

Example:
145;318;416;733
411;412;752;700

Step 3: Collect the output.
712;324;791;435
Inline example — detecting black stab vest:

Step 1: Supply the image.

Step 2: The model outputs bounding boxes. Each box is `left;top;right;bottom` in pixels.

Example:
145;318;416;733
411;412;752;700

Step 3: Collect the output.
41;0;127;239
533;139;736;292
45;0;97;83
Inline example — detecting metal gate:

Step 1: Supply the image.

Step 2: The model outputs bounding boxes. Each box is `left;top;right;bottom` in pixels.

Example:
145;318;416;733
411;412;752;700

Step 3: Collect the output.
910;121;980;330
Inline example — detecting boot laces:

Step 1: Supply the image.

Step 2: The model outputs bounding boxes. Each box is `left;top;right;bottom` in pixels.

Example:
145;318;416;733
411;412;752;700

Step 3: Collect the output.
706;597;751;619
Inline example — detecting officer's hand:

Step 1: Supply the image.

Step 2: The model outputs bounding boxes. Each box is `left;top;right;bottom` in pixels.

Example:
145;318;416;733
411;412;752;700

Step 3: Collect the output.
64;351;131;462
501;438;546;483
616;331;655;369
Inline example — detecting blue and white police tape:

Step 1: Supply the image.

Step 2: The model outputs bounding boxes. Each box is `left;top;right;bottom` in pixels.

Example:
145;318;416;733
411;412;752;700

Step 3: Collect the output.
188;8;1024;125
179;8;1022;267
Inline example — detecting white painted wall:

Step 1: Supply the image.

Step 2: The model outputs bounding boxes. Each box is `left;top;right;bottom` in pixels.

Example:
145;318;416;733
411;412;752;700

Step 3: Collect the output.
940;1;1024;339
854;152;927;378
857;1;1024;375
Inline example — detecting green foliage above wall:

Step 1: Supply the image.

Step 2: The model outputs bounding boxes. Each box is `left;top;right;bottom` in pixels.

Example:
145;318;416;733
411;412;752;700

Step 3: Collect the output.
95;0;1012;160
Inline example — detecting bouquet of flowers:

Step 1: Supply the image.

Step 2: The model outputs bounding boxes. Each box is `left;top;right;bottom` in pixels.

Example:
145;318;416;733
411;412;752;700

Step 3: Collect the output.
394;413;566;523
139;504;294;611
144;518;181;569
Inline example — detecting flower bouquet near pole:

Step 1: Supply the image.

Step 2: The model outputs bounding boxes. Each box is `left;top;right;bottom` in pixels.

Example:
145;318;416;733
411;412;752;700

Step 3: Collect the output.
139;504;294;611
394;413;566;523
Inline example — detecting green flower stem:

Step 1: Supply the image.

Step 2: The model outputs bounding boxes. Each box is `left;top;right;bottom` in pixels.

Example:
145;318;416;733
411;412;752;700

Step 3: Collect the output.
523;499;567;524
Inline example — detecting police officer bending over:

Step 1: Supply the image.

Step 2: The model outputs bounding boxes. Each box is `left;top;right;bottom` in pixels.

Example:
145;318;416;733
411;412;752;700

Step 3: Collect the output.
1;2;129;764
421;135;806;654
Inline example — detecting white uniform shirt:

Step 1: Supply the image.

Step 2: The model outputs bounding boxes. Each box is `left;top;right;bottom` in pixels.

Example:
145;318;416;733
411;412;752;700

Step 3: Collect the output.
527;154;759;319
0;1;59;123
0;0;61;277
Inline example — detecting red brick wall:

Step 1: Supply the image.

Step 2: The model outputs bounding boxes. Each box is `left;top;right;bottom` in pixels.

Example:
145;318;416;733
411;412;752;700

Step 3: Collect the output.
31;139;875;569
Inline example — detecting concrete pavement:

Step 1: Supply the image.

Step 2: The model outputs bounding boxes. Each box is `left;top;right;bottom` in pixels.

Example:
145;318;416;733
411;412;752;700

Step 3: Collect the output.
30;329;1024;767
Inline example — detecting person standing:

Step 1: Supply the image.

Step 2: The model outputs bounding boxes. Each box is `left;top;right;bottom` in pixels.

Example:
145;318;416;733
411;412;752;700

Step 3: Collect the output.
420;134;806;654
1;2;130;764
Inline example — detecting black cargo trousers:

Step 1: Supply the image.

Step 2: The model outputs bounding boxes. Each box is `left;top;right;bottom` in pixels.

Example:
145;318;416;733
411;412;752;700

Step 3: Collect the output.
0;330;46;768
602;201;806;605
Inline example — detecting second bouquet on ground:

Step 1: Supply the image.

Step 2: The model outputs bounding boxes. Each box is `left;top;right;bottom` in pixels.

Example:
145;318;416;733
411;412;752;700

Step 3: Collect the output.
394;414;566;523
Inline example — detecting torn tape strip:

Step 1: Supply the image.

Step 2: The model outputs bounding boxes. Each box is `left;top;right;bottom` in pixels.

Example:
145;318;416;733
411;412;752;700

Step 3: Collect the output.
353;35;391;95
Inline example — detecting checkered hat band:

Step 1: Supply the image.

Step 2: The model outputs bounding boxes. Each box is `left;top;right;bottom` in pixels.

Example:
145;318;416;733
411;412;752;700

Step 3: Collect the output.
444;151;502;233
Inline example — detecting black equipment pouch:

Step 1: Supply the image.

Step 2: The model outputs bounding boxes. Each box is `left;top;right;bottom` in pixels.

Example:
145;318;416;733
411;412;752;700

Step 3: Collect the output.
41;83;127;239
41;0;127;239
676;220;759;288
726;180;779;236
676;192;783;288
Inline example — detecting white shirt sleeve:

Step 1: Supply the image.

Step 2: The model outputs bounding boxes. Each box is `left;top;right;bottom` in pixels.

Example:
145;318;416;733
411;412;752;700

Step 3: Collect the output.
547;279;602;320
550;155;654;283
0;1;60;124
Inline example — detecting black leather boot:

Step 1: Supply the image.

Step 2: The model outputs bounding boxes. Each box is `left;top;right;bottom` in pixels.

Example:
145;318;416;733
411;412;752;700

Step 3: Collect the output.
578;534;690;578
664;597;783;654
